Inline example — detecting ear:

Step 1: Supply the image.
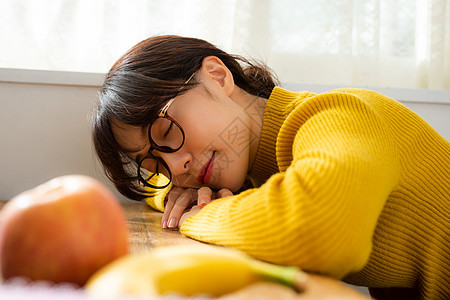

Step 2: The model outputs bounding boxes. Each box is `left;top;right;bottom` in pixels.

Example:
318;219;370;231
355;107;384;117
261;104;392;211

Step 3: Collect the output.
200;56;235;96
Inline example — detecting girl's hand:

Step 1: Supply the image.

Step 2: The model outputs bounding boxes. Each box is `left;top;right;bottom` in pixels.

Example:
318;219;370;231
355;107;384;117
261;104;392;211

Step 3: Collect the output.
179;205;203;227
162;186;233;229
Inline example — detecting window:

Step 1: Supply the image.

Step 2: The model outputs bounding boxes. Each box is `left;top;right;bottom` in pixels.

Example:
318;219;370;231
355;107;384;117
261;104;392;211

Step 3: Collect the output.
1;0;448;89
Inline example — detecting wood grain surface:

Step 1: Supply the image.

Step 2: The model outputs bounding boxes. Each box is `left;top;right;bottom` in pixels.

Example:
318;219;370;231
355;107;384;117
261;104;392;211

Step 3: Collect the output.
0;199;369;299
121;200;201;252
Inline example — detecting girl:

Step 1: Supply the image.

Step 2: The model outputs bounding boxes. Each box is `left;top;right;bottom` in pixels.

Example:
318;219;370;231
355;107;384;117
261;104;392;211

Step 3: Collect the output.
92;35;449;299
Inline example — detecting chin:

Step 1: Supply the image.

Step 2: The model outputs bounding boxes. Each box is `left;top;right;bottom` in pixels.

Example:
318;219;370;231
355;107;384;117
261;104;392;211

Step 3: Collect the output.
207;167;247;192
222;178;247;193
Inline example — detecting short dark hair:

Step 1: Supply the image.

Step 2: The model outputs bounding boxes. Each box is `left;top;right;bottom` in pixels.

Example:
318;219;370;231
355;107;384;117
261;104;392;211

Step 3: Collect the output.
91;35;278;200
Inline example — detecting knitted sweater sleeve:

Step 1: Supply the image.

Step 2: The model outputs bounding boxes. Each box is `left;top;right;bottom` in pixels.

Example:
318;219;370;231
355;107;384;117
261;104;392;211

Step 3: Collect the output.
144;176;171;212
180;91;401;279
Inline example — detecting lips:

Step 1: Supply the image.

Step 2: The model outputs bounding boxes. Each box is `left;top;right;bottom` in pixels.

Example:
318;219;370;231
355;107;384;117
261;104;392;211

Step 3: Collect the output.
198;151;215;184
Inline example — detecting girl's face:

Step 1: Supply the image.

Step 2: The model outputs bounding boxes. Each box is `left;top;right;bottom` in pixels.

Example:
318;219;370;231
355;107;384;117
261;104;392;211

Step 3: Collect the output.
112;57;265;192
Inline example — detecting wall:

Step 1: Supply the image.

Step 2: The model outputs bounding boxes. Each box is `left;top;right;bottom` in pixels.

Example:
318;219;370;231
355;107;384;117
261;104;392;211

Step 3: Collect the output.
1;70;449;202
0;70;127;201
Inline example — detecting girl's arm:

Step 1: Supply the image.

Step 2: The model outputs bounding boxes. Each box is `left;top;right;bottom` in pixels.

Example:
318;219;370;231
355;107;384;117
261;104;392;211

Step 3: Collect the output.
180;92;401;279
162;186;233;229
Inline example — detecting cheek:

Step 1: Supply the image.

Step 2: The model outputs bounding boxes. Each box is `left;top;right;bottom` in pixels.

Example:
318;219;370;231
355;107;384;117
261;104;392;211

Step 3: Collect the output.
212;147;249;191
182;115;224;149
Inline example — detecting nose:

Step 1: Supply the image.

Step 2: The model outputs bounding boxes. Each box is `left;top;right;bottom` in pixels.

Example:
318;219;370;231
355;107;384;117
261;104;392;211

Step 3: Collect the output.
157;150;192;177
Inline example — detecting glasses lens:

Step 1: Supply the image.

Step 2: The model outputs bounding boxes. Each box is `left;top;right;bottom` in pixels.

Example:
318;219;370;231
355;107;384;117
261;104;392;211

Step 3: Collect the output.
138;157;171;189
150;118;184;152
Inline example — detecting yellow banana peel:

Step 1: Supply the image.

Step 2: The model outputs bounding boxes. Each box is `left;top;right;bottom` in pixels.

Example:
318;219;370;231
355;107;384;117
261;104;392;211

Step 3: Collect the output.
85;244;303;297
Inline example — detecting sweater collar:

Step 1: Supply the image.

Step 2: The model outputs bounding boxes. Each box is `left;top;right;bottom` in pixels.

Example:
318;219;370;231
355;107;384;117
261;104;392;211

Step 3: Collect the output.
248;87;314;183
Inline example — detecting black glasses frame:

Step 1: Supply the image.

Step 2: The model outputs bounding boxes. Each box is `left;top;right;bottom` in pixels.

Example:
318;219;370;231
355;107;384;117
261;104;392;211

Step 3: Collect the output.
137;104;186;189
136;72;196;190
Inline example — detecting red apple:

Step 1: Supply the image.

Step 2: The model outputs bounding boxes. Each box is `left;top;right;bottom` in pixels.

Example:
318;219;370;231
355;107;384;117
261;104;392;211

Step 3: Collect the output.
0;175;129;286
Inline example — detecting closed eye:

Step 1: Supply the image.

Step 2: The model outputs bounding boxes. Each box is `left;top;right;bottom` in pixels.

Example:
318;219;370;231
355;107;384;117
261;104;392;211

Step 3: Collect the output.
164;121;174;138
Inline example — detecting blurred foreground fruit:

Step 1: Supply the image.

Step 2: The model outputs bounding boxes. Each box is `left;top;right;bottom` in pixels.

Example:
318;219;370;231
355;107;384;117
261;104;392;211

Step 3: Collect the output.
86;244;303;297
0;175;129;286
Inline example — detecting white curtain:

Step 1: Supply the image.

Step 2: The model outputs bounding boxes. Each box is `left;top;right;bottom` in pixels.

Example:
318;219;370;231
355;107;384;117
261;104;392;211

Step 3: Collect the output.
1;0;449;90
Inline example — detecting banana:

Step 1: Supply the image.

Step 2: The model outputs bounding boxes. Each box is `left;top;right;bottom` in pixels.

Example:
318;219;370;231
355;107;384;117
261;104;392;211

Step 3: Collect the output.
85;244;303;297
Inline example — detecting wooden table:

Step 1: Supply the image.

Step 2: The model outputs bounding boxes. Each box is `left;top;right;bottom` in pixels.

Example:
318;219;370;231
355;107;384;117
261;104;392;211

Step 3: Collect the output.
123;201;310;298
0;199;199;251
121;200;201;252
0;200;369;299
0;200;300;298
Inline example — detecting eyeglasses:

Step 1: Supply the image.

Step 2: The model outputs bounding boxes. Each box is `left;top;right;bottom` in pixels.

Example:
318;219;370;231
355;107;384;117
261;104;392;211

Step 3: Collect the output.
137;73;195;189
136;98;185;189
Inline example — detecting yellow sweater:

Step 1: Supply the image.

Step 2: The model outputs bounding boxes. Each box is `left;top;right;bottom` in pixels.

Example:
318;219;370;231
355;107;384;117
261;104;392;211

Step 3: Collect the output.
147;87;449;299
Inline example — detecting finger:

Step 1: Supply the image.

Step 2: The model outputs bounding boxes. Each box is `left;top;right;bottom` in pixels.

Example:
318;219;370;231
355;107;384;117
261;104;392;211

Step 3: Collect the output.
179;205;203;227
162;187;184;228
197;186;213;207
162;201;174;229
167;190;196;228
216;188;233;199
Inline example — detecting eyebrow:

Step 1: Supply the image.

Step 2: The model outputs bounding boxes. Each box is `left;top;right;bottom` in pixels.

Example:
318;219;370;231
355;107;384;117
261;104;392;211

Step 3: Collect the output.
122;144;147;155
